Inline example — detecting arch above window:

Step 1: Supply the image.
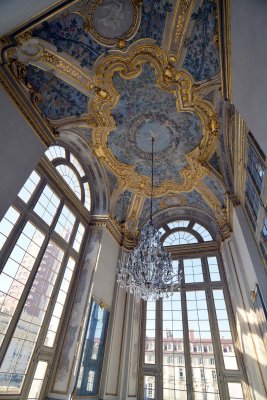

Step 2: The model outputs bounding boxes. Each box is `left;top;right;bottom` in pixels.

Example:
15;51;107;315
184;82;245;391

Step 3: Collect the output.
45;145;91;211
161;219;213;246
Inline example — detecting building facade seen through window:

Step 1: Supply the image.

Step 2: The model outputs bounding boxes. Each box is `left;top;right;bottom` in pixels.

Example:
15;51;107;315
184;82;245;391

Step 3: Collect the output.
142;220;249;400
74;299;109;397
0;145;90;399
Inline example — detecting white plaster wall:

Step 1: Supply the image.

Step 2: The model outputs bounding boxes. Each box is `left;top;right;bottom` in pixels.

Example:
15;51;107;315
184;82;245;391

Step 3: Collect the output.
0;86;45;219
221;206;267;399
105;288;126;398
0;0;63;35
233;207;267;304
231;0;267;155
92;229;120;308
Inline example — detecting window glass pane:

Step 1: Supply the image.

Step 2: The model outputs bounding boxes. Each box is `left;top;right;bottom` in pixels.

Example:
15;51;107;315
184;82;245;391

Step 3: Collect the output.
207;257;221;282
262;215;267;239
0;206;20;251
163;292;186;397
54;205;75;242
75;301;109;396
158;227;166;235
213;290;238;370
164;231;198;246
56;164;81;200
18;171;40;203
144;375;155;400
27;361;48;399
184;258;203;283
83;182;91;211
245;175;260;219
0;223;45;346
45;145;65;161
167;221;190;229
186;291;220;399
145;300;156;364
192;224;213;242
70;153;85;177
44;257;75;347
33;185;60;226
228;382;244;399
73;223;85;252
247;146;264;191
0;241;64;394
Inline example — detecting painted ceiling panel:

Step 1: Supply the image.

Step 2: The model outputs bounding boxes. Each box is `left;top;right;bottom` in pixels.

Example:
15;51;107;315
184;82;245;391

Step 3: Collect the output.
130;0;172;44
139;197;161;227
25;65;88;119
33;0;171;70
183;189;215;215
112;190;132;223
209;152;221;174
183;0;219;81
4;0;231;236
104;167;118;196
109;64;202;186
203;175;226;206
33;16;106;69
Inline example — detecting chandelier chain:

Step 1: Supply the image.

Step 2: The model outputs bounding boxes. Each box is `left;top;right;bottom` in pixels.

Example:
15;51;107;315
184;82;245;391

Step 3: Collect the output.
117;137;182;300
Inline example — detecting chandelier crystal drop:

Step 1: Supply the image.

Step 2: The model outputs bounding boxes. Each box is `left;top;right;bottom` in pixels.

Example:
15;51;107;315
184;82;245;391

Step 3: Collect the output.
117;137;181;300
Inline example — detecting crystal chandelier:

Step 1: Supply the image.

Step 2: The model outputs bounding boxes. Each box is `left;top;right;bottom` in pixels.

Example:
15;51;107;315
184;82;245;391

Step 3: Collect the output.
117;137;181;300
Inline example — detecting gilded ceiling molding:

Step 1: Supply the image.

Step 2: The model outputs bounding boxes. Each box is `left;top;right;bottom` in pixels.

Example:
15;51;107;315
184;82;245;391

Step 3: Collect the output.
90;43;219;196
49;113;98;131
0;65;56;146
193;74;221;98
108;175;127;212
235;113;247;205
205;160;223;180
74;0;142;49
216;0;232;101
196;180;231;239
125;193;144;232
6;37;95;97
162;0;195;65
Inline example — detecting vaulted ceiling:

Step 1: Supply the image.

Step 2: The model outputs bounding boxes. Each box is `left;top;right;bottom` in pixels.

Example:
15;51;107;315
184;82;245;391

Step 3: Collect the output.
2;0;232;239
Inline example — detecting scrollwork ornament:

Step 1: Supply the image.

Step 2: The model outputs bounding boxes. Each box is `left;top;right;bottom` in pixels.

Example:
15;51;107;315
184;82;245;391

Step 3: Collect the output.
74;0;141;48
90;44;218;196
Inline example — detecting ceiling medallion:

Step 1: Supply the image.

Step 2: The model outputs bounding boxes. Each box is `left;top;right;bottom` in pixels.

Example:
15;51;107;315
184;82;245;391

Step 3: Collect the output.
75;0;141;48
91;44;219;196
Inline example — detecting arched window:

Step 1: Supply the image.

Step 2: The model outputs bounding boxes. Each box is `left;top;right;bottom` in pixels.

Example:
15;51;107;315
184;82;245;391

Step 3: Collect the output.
161;220;213;246
0;145;90;399
46;145;91;211
142;219;248;400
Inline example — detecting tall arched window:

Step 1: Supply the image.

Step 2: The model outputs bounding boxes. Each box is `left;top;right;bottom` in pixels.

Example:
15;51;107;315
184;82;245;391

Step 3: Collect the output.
0;145;90;399
141;219;249;400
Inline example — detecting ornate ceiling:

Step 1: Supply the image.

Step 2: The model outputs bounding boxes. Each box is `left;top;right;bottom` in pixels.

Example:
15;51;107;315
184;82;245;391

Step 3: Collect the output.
1;0;232;239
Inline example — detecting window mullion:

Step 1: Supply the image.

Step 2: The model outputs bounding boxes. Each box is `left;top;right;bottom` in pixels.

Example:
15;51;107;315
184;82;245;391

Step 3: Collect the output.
0;233;50;364
206;287;229;399
21;251;73;396
181;277;194;400
157;298;163;400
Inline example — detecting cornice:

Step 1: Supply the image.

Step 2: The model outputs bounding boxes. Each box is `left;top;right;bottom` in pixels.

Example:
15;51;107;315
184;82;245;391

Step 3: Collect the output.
165;241;220;258
217;0;232;101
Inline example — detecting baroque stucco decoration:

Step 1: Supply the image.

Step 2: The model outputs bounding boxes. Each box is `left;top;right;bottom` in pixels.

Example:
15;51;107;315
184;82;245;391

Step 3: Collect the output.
74;0;142;48
1;0;230;240
91;43;219;197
